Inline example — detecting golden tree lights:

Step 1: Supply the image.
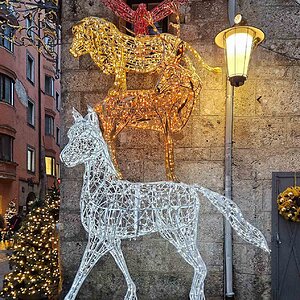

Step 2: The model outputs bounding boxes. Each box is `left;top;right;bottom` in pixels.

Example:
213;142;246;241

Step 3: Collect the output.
70;17;220;180
0;190;61;300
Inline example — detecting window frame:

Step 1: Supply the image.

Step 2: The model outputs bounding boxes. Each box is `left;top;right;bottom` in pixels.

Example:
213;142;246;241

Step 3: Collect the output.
25;17;35;41
45;156;56;176
45;74;54;97
55;91;60;111
0;134;13;162
0;26;14;52
27;146;35;173
56;127;60;146
26;52;35;84
0;73;14;105
27;98;35;127
45;114;54;136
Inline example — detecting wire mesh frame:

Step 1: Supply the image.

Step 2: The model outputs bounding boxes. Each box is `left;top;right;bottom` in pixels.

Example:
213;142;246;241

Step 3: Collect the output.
60;106;270;300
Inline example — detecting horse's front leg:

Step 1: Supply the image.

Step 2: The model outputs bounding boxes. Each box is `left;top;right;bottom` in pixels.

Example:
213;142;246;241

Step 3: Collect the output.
110;240;137;300
64;236;110;300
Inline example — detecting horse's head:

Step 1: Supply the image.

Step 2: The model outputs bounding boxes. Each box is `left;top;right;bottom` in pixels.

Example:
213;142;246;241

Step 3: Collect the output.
60;106;104;167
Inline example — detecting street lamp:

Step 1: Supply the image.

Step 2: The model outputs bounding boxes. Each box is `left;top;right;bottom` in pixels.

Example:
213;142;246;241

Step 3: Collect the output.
214;13;265;299
215;14;265;87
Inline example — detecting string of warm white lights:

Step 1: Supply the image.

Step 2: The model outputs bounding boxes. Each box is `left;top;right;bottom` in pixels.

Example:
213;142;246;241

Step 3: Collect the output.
70;17;220;180
60;107;270;300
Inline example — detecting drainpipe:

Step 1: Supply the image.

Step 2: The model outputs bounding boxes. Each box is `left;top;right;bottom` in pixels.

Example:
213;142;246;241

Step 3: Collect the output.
224;81;234;299
224;0;236;299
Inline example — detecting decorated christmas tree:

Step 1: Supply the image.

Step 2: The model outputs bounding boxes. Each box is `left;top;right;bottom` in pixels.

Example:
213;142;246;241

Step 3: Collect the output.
0;191;61;300
4;200;17;226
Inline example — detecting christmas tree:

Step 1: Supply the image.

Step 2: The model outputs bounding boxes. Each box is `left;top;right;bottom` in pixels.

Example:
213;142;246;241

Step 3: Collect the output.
4;200;17;226
0;191;61;299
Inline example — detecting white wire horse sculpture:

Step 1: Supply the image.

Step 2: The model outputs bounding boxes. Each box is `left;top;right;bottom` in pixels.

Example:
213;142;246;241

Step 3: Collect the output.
60;107;270;300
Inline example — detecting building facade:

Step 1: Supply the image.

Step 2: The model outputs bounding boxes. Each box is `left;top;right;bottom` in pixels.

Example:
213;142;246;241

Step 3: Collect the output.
60;0;299;299
0;8;61;215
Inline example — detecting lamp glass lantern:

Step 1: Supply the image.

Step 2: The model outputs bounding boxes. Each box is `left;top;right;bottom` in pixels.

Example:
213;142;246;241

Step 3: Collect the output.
215;16;265;87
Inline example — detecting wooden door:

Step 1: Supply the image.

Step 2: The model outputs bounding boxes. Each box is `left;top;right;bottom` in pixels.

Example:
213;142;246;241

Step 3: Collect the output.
272;172;300;299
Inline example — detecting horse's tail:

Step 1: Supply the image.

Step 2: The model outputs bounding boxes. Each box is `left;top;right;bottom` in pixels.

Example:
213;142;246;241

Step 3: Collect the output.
193;185;270;253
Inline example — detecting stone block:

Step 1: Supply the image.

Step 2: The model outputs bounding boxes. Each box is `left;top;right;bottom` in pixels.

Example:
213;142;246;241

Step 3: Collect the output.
175;147;211;162
287;116;300;145
234;79;256;117
61;70;114;93
173;122;193;148
59;211;86;241
198;214;223;243
117;148;144;182
255;79;299;116
210;147;224;161
198;89;226;116
232;179;263;213
233;273;271;300
119;128;160;149
233;117;286;149
176;161;224;188
192;116;225;148
143;160;167;182
190;0;227;23
60;179;82;211
61;43;80;71
232;148;259;180
253;148;300;180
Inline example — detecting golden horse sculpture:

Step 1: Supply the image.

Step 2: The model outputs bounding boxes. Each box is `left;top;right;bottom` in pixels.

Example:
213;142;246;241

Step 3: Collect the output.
70;17;220;181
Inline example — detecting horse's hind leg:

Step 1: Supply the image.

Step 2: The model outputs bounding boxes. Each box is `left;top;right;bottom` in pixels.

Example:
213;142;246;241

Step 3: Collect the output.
160;230;206;300
179;244;207;300
110;240;137;300
64;235;110;300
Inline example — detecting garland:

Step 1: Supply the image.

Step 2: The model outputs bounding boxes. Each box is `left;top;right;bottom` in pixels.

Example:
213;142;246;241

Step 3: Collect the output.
277;186;300;222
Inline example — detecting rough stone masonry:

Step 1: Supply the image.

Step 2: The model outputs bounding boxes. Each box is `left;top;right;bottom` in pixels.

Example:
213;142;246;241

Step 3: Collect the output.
60;0;300;299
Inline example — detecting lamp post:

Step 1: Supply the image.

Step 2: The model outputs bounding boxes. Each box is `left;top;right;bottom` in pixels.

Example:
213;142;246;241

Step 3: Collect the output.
215;14;265;299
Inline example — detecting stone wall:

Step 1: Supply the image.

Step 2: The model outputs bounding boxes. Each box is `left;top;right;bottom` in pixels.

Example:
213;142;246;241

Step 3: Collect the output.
60;0;299;299
232;1;300;299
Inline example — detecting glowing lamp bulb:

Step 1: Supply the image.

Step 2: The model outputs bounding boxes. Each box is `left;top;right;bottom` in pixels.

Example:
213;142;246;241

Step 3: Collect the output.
215;14;265;87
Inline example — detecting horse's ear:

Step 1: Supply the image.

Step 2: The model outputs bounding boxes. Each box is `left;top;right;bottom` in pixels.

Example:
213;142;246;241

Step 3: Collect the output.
72;108;84;122
86;106;100;131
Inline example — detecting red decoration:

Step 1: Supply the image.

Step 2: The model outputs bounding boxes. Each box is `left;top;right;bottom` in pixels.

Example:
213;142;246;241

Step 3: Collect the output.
99;0;188;35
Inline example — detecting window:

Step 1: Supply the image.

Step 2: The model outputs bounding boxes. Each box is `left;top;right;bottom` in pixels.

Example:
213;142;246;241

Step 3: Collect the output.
26;17;34;40
44;35;55;53
56;127;60;145
55;92;60;111
26;53;35;83
56;163;60;178
45;156;55;176
27;146;35;173
127;0;168;34
0;74;14;105
0;26;14;52
27;99;35;127
0;134;13;162
45;75;54;96
45;114;54;136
